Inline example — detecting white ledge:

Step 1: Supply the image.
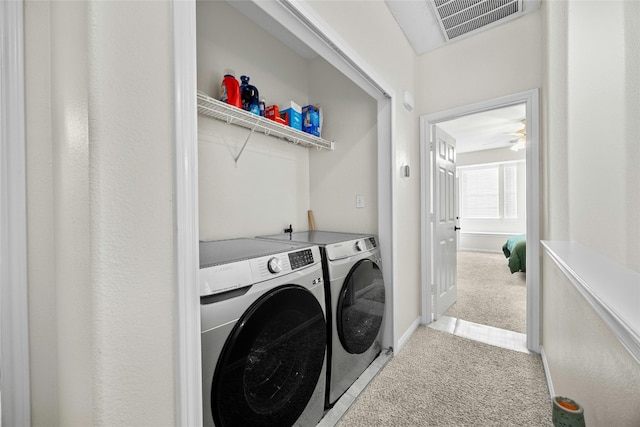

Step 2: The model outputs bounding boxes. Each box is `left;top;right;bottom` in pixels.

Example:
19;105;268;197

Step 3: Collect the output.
542;241;640;363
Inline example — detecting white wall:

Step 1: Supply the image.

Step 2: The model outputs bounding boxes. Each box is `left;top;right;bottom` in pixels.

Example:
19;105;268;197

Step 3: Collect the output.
196;1;378;240
564;1;639;269
416;9;543;115
542;1;640;425
89;3;176;423
25;1;176;425
198;117;312;239
308;57;378;234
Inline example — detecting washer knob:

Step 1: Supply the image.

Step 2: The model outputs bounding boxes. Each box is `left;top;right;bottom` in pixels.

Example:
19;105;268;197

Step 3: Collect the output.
355;240;363;251
267;257;283;274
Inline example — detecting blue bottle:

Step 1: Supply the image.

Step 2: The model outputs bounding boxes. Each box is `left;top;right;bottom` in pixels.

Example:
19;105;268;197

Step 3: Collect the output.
240;75;260;115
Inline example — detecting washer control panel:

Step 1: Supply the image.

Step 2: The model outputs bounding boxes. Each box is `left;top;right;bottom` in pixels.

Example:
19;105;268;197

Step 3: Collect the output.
365;237;377;250
288;248;314;270
200;244;320;296
258;247;317;278
325;236;378;261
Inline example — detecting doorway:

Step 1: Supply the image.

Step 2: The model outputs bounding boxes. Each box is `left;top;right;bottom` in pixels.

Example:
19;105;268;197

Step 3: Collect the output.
441;103;527;334
420;89;540;353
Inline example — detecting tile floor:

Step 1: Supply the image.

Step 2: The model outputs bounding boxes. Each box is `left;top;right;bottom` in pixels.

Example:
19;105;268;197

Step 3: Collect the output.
317;349;393;427
318;317;529;426
427;315;530;354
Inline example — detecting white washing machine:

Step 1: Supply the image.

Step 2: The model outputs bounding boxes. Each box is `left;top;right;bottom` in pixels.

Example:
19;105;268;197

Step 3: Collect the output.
200;238;327;427
257;231;386;407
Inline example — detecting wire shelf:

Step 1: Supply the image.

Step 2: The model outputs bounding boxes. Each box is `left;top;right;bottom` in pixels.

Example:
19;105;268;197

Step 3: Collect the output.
197;91;334;151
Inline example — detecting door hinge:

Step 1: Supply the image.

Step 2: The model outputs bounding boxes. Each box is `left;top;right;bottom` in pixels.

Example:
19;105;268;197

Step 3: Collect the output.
430;141;434;151
431;284;436;295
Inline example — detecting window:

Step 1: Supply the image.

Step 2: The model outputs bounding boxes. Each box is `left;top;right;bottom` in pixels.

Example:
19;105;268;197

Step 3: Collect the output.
504;164;517;219
459;162;521;220
460;167;499;218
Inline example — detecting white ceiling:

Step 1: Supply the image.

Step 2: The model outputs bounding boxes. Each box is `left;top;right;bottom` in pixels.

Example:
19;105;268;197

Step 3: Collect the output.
385;0;541;55
437;103;526;153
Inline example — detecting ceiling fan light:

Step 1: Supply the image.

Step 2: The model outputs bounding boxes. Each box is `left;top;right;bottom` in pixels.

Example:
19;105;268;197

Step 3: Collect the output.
511;140;526;151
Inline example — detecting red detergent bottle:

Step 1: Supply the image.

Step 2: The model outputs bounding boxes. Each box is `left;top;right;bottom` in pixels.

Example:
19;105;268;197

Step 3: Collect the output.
219;69;241;108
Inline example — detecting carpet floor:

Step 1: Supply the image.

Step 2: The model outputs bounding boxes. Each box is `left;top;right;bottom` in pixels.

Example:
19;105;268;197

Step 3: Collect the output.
336;326;552;426
445;251;527;333
335;251;550;426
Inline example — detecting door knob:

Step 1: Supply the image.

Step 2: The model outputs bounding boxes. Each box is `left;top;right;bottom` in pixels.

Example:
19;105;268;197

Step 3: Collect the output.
454;226;461;231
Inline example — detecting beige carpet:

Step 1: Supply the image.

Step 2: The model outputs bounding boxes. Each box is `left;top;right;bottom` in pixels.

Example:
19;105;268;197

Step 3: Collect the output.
336;326;552;426
445;251;527;333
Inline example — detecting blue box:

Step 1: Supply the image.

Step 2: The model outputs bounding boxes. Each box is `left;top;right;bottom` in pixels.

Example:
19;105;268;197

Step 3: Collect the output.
281;101;302;131
302;105;320;137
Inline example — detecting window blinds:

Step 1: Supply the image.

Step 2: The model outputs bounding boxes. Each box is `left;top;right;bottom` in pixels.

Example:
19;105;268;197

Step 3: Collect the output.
460;162;520;219
504;164;517;219
461;167;499;218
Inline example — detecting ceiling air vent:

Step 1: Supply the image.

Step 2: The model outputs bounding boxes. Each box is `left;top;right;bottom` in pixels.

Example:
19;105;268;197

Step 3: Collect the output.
431;0;522;41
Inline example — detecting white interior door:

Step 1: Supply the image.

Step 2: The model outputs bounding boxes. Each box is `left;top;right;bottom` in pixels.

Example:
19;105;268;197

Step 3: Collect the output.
433;125;458;319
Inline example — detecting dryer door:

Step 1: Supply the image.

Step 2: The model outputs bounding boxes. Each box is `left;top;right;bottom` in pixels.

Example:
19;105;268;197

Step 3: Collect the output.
337;259;386;354
211;285;326;427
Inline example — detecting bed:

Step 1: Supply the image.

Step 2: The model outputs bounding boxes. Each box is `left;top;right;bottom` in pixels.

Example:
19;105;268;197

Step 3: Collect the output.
502;234;526;273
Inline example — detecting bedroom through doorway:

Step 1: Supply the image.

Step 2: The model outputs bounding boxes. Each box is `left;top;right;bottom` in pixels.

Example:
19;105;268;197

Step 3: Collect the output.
420;90;539;352
439;103;527;337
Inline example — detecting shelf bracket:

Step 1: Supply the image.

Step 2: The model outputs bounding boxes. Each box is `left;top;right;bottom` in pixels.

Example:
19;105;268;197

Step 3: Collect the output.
234;126;256;166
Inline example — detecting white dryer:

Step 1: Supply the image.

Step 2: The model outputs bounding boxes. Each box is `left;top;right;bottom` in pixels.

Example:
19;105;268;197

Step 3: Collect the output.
257;231;386;407
200;238;327;427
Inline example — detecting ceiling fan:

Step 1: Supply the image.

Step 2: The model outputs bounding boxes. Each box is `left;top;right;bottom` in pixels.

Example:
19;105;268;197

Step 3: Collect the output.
508;119;526;151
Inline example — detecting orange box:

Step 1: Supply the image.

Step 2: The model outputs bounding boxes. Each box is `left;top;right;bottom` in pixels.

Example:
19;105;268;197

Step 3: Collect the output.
265;105;286;125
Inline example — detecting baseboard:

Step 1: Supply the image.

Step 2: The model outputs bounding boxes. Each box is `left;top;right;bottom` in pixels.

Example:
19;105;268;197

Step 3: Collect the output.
540;345;555;399
459;232;521;237
396;317;421;353
459;232;521;254
458;248;503;254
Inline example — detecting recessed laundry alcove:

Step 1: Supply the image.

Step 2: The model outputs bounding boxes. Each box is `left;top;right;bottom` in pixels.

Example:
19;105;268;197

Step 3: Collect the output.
196;0;379;241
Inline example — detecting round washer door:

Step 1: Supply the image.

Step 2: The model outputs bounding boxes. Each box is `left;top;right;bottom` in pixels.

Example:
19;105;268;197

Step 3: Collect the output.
337;258;386;354
211;285;326;427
